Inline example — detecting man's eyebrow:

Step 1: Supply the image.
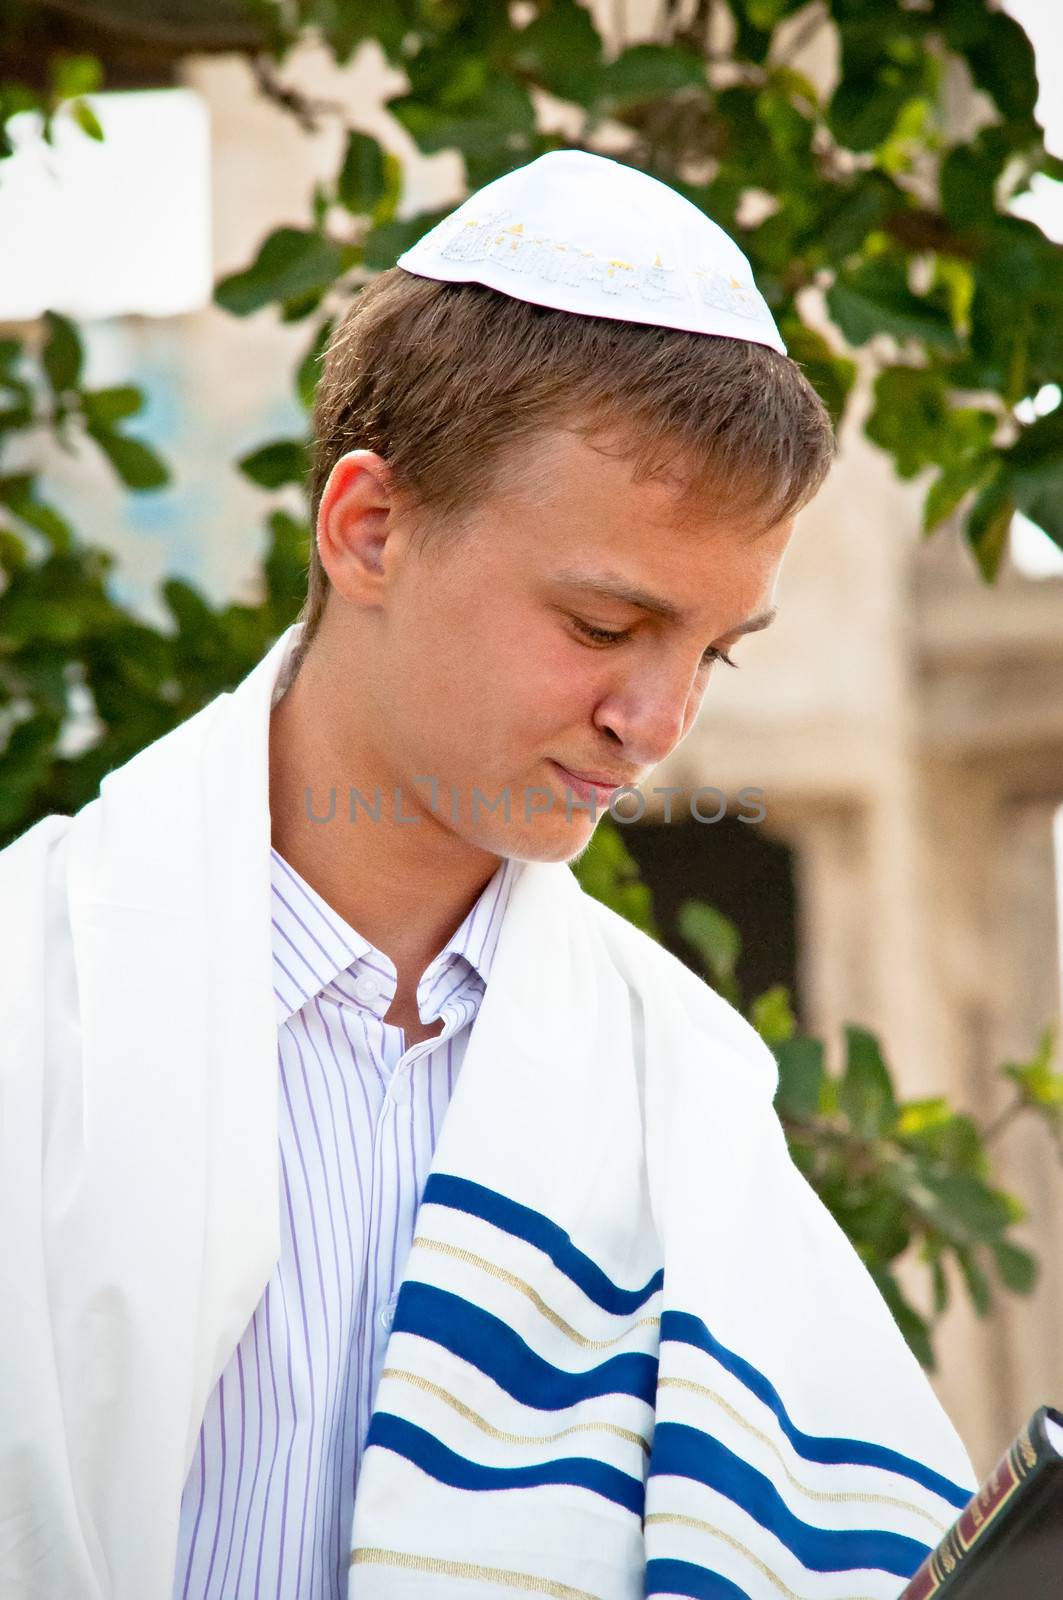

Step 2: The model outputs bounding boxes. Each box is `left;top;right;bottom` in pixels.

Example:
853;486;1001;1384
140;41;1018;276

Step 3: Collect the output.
728;606;778;636
552;568;777;634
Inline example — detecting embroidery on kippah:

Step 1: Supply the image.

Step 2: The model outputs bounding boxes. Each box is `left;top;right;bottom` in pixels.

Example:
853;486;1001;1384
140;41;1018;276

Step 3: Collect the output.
412;207;775;328
434;208;689;310
691;266;776;327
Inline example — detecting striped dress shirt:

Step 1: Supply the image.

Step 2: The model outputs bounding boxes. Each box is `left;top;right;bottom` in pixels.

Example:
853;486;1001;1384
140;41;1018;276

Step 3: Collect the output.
172;844;521;1599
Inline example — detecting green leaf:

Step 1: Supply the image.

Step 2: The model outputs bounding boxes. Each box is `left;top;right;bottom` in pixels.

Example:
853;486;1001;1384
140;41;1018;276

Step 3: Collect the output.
337;131;387;215
919;1174;1017;1244
162;576;218;642
922;453;998;534
870;1266;935;1369
82;385;143;427
827;259;959;351
50;54;103;102
1003;1025;1063;1108
755;86;813;163
964;478;1015;584
896;1097;952;1137
0;475;72;552
940;141;999;233
931;256;975;341
747;0;809;34
966;11;1039;126
1002;409;1063;551
363;209;451;272
0;338;23;378
677;900;741;988
373;152;403;226
42;311;83;394
390;78;536;174
263;509;311;616
88;426;170;489
720;0;773;65
956;1245;992;1316
777;321;855;430
865;366;996;481
296;318;335;413
990;1238;1037;1296
928;1252;949;1317
509;0;602;104
570;817;659;938
804;176;894;267
838;1026;897;1138
70;100;104;142
0;526;28;570
238;438;309;490
215;229;347;317
592;45;706;113
829;53;925;154
774;1035;825;1122
0;715;61;837
304;0;407;63
750;985;796;1048
278;287;332;324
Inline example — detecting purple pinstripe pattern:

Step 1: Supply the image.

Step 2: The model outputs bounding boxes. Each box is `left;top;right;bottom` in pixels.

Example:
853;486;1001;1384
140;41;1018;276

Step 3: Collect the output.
172;844;520;1599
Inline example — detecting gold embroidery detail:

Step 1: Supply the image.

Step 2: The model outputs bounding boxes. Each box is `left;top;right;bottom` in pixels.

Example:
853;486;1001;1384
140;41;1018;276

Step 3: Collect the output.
655;1378;949;1533
644;1515;878;1600
350;1548;600;1598
380;1367;651;1457
410;1236;660;1351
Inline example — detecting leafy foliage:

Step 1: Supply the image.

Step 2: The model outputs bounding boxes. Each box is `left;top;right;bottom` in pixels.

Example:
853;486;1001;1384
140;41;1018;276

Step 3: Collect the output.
574;819;1063;1370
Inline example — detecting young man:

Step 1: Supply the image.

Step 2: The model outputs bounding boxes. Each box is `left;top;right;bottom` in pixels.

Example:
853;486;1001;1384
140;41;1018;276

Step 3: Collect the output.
0;152;974;1599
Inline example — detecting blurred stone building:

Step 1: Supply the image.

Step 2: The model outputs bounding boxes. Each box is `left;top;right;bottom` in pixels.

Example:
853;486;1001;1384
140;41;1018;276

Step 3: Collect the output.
3;2;1062;1476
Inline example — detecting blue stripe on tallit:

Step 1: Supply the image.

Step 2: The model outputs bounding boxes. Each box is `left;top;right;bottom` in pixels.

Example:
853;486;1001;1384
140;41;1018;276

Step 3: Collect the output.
419;1176;970;1518
366;1413;645;1515
393;1281;658;1409
645;1560;752;1599
645;1559;752;1598
421;1174;664;1313
649;1423;929;1578
662;1312;971;1510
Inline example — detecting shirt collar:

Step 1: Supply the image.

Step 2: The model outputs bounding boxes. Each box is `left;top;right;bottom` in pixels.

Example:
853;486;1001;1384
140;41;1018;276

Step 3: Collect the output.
269;846;523;1028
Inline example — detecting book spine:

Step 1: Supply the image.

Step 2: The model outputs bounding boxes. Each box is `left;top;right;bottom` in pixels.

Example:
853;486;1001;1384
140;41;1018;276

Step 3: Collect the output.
902;1415;1044;1599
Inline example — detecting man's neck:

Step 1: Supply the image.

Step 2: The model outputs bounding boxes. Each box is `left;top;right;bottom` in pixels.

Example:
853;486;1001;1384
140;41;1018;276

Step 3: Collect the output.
267;664;503;993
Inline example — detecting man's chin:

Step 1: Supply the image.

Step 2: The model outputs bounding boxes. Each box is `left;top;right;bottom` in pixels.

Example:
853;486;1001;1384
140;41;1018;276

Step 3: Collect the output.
471;812;603;867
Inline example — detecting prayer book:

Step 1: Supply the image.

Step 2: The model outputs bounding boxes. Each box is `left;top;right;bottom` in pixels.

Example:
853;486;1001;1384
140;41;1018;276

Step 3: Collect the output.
900;1404;1063;1596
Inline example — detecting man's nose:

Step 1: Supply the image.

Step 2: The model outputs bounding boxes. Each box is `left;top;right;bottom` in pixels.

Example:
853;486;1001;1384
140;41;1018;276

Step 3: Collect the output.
593;665;702;770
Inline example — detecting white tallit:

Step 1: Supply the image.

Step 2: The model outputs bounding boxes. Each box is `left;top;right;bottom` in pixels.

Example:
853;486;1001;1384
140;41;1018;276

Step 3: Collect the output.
0;623;975;1600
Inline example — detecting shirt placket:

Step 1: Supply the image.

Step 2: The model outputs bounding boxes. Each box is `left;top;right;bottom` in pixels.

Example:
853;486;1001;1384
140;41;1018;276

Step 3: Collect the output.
356;1011;407;1469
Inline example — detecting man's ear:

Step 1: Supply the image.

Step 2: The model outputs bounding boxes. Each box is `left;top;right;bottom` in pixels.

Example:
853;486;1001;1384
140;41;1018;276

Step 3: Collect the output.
316;450;398;604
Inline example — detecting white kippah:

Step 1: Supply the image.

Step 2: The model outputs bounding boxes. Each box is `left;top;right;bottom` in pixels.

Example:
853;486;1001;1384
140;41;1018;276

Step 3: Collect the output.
397;149;786;356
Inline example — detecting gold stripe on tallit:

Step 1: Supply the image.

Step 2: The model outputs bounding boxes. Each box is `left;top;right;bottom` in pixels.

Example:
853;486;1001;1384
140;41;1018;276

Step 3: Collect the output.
644;1513;878;1600
655;1377;949;1533
410;1236;659;1350
380;1366;650;1456
350;1547;600;1598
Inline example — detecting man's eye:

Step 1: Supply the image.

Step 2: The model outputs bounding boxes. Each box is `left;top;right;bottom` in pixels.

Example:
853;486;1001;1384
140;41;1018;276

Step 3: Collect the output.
571;617;739;671
571;618;628;646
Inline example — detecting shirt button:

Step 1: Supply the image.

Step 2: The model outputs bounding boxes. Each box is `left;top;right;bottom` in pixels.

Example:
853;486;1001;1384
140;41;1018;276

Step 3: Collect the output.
379;1294;399;1332
353;972;380;1003
391;1072;410;1106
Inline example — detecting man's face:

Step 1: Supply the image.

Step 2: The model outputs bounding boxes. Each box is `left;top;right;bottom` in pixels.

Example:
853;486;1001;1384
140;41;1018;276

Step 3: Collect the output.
321;427;797;865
